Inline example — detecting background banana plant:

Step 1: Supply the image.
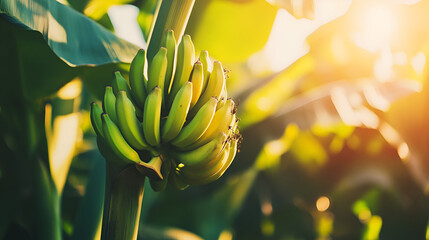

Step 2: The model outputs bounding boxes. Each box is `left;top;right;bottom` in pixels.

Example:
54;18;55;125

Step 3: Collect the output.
2;0;429;239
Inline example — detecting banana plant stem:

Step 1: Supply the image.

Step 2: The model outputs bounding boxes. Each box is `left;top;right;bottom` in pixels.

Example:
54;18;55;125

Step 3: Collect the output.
101;163;146;240
147;0;196;62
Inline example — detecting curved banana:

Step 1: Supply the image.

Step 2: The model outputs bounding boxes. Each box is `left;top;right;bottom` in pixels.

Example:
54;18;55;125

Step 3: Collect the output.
169;35;195;105
189;61;204;110
90;102;104;138
196;139;238;185
101;113;141;164
147;47;168;95
184;99;235;150
172;132;228;169
178;141;231;185
162;30;176;96
189;61;225;117
170;97;218;148
161;81;193;142
103;86;117;123
217;83;227;110
199;50;211;91
116;91;149;150
112;71;132;98
143;87;162;147
129;49;147;109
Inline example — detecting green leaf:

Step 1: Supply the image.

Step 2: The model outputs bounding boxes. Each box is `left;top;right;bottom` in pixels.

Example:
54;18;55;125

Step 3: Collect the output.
186;0;277;63
72;155;106;240
0;0;139;66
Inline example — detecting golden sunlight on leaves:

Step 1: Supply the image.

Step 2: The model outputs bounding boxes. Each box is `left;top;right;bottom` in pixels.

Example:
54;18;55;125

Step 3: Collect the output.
57;79;82;99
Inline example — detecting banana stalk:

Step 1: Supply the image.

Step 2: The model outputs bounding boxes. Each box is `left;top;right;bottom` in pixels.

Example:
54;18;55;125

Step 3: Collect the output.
147;0;196;63
101;163;146;240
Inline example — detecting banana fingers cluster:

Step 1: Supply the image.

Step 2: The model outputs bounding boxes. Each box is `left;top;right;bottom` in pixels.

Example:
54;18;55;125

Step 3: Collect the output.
91;30;240;190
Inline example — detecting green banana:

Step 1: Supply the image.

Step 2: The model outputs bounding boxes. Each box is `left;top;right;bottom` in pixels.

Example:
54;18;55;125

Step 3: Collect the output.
172;132;228;169
184;99;235;150
196;139;238;185
161;81;193;142
92;31;240;190
129;49;147;109
143;87;162;147
147;47;168;95
170;97;218;148
103;86;117;123
169;35;195;105
162;30;176;96
116;91;149;150
189;61;204;110
101;113;141;164
112;71;132;99
178;141;231;185
90;102;104;138
189;61;225;117
199;50;211;91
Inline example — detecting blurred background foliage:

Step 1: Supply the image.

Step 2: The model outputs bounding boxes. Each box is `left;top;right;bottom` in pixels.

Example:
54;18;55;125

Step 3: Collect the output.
1;0;429;239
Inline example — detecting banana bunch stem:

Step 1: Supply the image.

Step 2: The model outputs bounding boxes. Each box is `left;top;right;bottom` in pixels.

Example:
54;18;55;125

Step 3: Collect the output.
147;0;196;62
101;163;146;240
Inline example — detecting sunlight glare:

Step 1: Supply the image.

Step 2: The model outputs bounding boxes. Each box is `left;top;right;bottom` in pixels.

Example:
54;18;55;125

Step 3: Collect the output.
331;87;360;126
256;97;272;111
49;113;80;193
266;140;285;155
397;142;410;161
259;9;313;73
316;196;330;212
47;12;67;43
261;200;273;216
58;79;82;100
108;5;146;48
379;122;402;146
374;47;393;81
353;3;397;52
393;52;408;65
411;52;426;75
218;230;233;240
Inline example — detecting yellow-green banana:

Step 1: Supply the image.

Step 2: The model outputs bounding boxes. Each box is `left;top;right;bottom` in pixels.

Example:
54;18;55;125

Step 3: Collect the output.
147;47;168;95
199;50;211;91
217;83;227;110
173;132;228;169
189;61;204;110
90;102;104;138
103;86;117;123
162;30;176;96
143;87;162;147
129;49;147;109
101;113;141;164
196;139;238;185
169;35;195;104
178;141;231;185
184;99;235;150
116;91;149;150
170;97;218;148
189;61;225;117
162;81;193;142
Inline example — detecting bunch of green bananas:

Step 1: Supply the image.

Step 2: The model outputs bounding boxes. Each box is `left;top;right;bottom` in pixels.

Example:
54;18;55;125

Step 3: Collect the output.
90;30;240;191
